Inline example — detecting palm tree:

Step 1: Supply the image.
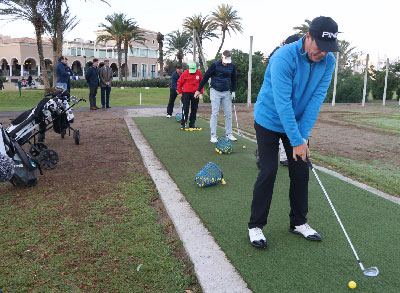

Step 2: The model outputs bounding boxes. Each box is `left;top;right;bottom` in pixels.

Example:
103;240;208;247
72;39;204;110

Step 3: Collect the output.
44;1;79;86
0;0;51;90
166;30;192;66
97;13;125;81
210;4;243;58
121;18;145;81
157;32;164;78
293;19;312;36
183;14;217;68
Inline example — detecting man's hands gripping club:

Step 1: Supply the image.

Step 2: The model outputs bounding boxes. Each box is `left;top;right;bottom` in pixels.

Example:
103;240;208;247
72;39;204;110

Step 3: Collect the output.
194;91;202;99
293;141;310;162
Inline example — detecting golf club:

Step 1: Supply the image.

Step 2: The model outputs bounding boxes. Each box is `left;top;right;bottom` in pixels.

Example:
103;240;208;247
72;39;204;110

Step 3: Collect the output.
232;101;243;137
307;158;379;277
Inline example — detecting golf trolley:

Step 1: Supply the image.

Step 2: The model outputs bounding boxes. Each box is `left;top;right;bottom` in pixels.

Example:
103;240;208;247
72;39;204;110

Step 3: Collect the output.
6;89;86;170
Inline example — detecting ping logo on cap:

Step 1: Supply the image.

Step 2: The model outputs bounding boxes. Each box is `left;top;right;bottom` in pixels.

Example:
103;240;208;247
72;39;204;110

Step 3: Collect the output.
321;32;338;39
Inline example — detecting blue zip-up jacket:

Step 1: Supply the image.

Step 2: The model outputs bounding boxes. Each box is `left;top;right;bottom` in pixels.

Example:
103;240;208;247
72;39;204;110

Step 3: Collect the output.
56;61;69;83
254;37;335;146
198;60;237;92
170;71;180;90
85;65;99;87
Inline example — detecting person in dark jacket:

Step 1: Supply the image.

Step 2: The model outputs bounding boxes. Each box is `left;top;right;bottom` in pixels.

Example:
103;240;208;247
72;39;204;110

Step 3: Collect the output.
64;58;73;93
85;58;100;110
195;50;237;143
56;56;69;90
177;62;203;130
166;65;183;118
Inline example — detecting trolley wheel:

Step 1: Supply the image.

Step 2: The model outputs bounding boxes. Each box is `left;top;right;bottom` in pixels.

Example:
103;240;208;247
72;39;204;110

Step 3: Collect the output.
39;149;59;170
73;129;80;145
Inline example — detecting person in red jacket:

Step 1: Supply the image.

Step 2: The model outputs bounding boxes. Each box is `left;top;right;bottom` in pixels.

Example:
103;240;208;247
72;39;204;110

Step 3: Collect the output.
177;62;203;130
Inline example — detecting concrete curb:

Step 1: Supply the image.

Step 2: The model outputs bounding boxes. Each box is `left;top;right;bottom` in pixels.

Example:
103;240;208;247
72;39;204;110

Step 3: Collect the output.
124;109;251;293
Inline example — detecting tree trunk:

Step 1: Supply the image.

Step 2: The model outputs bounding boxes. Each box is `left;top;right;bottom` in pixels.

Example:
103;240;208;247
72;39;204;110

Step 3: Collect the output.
177;49;183;67
124;41;128;81
52;0;63;87
34;23;50;91
117;42;122;81
215;30;226;58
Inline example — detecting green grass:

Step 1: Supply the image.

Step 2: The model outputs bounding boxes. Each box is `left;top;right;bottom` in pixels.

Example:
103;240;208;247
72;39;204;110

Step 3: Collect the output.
134;116;400;293
0;88;173;111
0;174;198;292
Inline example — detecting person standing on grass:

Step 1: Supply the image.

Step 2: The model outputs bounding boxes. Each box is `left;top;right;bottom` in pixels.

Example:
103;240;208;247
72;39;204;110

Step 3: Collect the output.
195;50;237;143
85;58;100;111
99;60;113;109
166;65;183;118
248;16;339;248
177;62;203;130
56;56;69;90
64;58;73;93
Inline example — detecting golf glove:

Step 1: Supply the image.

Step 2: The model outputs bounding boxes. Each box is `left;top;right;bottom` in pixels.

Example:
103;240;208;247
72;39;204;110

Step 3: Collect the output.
231;92;236;100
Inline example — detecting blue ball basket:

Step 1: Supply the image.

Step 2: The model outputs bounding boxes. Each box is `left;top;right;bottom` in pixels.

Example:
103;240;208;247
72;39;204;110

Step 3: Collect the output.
215;137;233;154
194;162;223;187
174;113;182;123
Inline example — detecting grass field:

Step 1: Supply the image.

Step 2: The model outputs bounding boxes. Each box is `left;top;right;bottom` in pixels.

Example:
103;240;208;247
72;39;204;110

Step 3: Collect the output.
134;116;400;293
0;88;172;111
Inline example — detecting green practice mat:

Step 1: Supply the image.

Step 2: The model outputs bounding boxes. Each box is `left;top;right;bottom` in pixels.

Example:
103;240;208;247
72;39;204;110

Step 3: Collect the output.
134;116;400;293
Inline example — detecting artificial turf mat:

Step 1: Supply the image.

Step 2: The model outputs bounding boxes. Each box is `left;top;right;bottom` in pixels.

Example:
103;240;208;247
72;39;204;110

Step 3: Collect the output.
134;116;400;293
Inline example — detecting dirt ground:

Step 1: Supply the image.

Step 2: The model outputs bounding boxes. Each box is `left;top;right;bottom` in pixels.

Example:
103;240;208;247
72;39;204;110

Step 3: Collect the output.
0;108;199;290
197;103;400;168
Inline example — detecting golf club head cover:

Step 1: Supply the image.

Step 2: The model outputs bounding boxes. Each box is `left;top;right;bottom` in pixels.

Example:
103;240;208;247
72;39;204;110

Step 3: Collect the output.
216;137;233;154
195;162;223;187
174;113;182;123
0;153;15;182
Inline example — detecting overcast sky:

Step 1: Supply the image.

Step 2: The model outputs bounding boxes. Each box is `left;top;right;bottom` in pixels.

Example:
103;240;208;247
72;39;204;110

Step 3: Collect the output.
1;0;399;61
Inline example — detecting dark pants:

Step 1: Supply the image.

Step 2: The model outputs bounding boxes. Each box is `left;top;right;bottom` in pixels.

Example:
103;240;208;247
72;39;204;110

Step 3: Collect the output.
89;86;98;107
167;88;178;115
248;122;309;229
101;86;111;107
182;92;199;127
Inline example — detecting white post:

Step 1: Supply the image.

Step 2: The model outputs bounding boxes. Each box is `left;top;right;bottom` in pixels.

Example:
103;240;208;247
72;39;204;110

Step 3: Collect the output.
140;92;142;105
382;58;389;105
362;54;369;106
20;63;23;76
38;64;40;77
332;52;339;106
9;64;12;76
247;36;253;107
193;29;197;63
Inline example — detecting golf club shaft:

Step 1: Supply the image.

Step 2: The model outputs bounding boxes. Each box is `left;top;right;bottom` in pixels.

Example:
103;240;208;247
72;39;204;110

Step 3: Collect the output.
310;167;365;271
232;103;241;135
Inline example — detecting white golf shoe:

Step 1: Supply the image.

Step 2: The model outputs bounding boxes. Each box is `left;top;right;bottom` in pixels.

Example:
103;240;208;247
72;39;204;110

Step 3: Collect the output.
166;114;172;118
226;133;237;141
210;135;218;143
289;223;322;241
248;227;268;248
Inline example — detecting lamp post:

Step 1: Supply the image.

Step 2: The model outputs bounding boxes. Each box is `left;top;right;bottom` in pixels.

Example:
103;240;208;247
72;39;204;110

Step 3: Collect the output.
83;55;86;76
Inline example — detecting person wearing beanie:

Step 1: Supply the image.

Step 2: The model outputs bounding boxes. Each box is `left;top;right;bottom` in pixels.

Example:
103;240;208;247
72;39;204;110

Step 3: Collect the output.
248;16;339;248
177;62;203;130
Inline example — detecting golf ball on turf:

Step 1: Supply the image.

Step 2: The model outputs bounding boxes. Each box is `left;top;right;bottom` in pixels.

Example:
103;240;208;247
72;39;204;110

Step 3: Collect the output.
221;179;226;184
348;281;357;289
242;145;246;149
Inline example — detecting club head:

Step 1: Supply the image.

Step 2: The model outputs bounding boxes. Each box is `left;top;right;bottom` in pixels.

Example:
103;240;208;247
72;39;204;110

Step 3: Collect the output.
363;267;379;277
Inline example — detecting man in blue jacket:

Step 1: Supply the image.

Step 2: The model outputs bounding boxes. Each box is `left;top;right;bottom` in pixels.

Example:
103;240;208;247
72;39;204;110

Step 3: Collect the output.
248;16;339;248
195;50;237;143
166;65;183;118
85;58;100;110
55;56;70;90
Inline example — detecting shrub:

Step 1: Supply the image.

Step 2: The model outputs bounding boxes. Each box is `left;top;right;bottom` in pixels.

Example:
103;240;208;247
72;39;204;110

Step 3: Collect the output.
369;68;398;100
325;71;370;103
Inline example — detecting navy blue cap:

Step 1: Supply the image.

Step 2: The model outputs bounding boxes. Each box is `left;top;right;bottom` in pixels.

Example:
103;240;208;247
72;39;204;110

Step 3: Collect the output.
309;16;339;52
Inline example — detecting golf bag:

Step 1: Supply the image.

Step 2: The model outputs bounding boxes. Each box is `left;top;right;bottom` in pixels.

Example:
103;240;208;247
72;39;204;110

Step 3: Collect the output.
1;124;39;187
215;137;233;154
194;162;223;187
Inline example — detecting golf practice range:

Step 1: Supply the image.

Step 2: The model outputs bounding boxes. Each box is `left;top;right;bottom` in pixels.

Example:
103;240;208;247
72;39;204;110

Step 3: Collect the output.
134;116;400;292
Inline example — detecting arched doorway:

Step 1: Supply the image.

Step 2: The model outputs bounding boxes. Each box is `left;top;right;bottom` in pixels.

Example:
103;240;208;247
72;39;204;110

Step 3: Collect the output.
71;60;83;76
44;59;53;76
11;58;21;76
23;58;38;76
110;63;118;78
0;58;9;76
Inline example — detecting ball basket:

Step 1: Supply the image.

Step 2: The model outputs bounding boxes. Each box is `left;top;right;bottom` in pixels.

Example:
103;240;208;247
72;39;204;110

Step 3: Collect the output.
215;137;233;154
194;162;223;187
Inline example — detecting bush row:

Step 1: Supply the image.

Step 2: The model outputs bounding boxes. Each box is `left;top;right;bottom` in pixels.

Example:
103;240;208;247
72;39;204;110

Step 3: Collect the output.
70;78;170;89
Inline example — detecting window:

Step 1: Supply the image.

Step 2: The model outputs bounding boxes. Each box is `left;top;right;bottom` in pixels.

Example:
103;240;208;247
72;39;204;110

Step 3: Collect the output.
148;50;157;58
152;40;155;44
131;48;139;56
99;50;106;58
140;49;148;57
151;65;156;78
107;49;113;58
132;64;138;77
70;48;77;56
86;49;94;57
77;48;82;56
142;64;147;78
